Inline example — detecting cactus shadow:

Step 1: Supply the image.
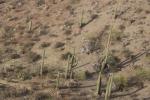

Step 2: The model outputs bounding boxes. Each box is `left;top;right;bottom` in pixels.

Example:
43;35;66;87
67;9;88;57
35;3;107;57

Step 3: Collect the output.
111;86;146;99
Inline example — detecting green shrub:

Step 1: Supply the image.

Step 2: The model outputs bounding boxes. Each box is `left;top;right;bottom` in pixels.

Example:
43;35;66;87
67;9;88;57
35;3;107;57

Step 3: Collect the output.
113;75;128;91
111;30;123;41
135;68;150;81
107;54;119;66
74;71;90;80
35;92;52;100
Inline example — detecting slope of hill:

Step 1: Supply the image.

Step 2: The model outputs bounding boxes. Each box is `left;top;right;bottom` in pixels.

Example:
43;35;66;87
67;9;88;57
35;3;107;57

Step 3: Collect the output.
0;0;150;100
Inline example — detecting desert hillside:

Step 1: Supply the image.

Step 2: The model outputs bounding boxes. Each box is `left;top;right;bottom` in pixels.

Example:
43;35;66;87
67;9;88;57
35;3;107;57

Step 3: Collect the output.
0;0;150;100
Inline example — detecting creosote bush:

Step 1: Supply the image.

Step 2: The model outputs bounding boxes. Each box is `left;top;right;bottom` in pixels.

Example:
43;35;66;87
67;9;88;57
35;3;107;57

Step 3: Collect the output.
127;76;144;89
103;54;120;72
47;66;64;79
26;51;41;63
18;71;32;80
144;53;150;62
107;54;119;67
82;36;101;54
135;67;150;81
113;75;128;91
36;0;45;7
74;70;91;80
61;52;72;60
111;30;123;41
40;42;51;48
123;49;133;58
0;86;31;99
34;92;52;100
53;42;65;49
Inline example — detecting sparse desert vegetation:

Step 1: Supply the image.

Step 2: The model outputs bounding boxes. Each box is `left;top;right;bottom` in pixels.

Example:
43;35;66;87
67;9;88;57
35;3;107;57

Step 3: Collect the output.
0;0;150;100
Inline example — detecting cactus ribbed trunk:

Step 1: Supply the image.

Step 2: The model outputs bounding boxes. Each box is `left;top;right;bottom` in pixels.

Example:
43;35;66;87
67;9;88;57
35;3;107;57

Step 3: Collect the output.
28;21;32;32
105;74;113;100
56;72;60;89
65;49;78;79
96;70;102;95
40;49;45;77
80;10;84;28
65;54;71;79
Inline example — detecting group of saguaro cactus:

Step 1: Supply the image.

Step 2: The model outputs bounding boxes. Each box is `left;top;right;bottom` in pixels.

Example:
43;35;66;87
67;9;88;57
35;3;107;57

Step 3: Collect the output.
65;50;78;79
96;0;122;98
96;55;114;100
96;26;112;95
96;14;115;99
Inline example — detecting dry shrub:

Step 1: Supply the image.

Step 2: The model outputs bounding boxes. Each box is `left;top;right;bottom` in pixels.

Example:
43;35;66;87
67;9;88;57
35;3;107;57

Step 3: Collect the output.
113;74;128;91
34;92;52;100
0;86;31;99
25;51;41;63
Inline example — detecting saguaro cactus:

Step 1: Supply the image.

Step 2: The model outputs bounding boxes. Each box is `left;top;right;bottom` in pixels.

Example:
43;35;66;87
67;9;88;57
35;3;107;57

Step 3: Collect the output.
40;49;45;77
28;20;32;32
56;72;60;89
105;74;113;100
80;10;85;28
96;70;102;95
96;24;112;96
65;50;78;79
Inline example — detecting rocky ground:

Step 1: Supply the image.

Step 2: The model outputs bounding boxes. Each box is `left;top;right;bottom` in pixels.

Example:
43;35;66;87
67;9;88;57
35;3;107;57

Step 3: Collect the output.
0;0;150;100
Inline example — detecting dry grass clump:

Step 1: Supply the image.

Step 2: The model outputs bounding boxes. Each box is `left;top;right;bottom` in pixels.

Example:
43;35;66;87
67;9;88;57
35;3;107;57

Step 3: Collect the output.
25;51;41;63
111;29;124;41
74;70;92;80
0;25;14;39
20;41;35;54
0;86;31;99
36;0;45;7
60;52;72;60
122;48;133;58
0;47;20;62
63;79;81;88
53;42;65;49
144;52;150;62
10;53;20;59
40;42;51;48
113;74;128;91
82;36;101;54
45;66;64;79
18;70;32;80
0;64;33;80
64;29;72;35
135;67;150;81
113;70;147;92
34;92;52;100
70;0;81;4
127;76;144;89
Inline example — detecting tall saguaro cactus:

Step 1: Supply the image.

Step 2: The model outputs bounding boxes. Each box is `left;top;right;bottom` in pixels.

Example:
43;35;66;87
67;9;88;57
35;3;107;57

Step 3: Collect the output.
96;21;113;96
96;70;102;95
40;49;45;77
56;72;60;89
96;30;112;95
28;20;32;32
96;0;120;97
105;74;113;100
80;10;84;28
